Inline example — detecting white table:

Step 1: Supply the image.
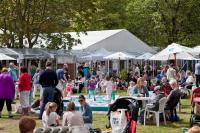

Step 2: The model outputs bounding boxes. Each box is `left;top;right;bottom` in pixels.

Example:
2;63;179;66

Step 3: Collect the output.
132;96;151;110
132;97;151;101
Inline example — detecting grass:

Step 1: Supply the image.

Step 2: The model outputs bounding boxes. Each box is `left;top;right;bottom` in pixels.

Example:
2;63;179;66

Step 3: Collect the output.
0;90;194;133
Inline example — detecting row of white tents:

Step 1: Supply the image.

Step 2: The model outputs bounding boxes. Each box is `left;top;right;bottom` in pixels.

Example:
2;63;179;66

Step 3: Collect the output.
79;43;199;62
0;43;199;62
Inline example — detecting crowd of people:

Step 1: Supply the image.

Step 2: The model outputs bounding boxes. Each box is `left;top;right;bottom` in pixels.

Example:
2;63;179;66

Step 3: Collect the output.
0;60;200;132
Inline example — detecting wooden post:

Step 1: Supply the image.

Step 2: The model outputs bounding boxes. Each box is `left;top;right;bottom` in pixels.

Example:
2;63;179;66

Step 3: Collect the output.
174;53;177;66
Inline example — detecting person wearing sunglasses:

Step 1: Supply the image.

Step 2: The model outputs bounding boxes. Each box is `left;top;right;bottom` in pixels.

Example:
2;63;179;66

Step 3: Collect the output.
78;95;93;130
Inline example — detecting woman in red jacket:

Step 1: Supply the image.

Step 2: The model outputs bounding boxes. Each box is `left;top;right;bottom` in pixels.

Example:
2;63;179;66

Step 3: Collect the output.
18;67;31;115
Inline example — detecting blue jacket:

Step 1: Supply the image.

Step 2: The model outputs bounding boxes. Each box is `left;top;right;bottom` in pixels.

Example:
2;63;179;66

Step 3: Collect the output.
133;85;149;97
8;68;18;82
80;103;92;124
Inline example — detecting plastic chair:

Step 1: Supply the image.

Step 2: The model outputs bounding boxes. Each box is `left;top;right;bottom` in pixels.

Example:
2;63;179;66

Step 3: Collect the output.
144;97;167;127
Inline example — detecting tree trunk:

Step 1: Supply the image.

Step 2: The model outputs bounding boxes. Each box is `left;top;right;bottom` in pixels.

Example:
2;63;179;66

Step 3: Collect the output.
19;35;24;48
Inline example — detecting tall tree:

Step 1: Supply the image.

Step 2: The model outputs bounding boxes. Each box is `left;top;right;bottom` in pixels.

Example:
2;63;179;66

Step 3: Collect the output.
88;0;130;30
126;0;200;47
0;0;96;49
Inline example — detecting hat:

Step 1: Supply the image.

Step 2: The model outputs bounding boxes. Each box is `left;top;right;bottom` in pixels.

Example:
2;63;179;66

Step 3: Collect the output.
1;67;8;72
153;86;161;92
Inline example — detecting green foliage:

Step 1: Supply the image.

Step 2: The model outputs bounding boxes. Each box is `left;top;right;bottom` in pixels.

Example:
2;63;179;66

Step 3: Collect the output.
126;0;200;47
119;69;128;80
90;0;200;48
0;0;200;49
0;0;96;48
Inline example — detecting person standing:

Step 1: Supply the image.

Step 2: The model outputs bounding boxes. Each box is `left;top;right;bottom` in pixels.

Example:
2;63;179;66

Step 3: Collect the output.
8;62;18;100
39;61;58;119
56;64;68;91
87;76;97;101
195;60;200;87
8;62;18;82
104;76;113;103
18;67;31;115
32;68;42;99
0;68;15;118
166;64;177;81
78;95;93;130
83;63;91;80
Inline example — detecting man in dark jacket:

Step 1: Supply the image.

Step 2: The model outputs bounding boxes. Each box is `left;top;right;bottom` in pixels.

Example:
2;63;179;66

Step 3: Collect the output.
165;79;182;121
165;79;182;110
39;61;58;119
147;86;165;111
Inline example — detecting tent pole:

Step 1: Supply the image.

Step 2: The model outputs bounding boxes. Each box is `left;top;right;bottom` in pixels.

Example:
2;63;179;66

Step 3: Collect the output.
174;53;177;66
107;60;109;75
153;60;154;77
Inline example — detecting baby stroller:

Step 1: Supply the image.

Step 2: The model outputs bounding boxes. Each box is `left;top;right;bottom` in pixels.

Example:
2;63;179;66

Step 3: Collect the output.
190;87;200;127
107;97;138;133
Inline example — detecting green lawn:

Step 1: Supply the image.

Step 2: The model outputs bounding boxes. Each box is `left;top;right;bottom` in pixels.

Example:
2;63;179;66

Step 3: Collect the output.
0;90;193;133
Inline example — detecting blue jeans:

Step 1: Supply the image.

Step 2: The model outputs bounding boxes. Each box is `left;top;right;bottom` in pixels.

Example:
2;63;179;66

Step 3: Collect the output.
39;86;55;119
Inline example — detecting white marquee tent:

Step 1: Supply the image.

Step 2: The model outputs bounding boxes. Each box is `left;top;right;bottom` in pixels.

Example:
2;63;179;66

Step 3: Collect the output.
136;52;153;60
193;46;200;55
81;48;112;61
72;29;156;55
0;53;16;60
104;52;136;60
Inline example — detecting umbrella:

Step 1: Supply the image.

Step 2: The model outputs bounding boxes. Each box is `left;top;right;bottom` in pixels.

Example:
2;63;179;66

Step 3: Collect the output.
149;43;195;64
150;52;197;61
104;52;136;60
136;52;153;60
155;43;193;56
0;53;16;60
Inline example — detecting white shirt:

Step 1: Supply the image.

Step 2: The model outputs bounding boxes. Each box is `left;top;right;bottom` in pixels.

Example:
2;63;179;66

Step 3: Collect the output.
167;67;176;80
186;76;194;84
104;80;112;93
62;111;84;127
42;111;58;128
127;86;134;96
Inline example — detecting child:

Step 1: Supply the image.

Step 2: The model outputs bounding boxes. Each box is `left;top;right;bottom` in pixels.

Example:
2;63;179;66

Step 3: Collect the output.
188;126;200;133
19;116;36;133
42;102;60;128
104;76;112;103
127;81;135;96
65;79;73;97
88;76;97;101
111;78;117;100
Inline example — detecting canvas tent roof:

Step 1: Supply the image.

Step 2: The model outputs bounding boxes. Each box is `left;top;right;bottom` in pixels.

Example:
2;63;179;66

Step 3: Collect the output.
150;43;196;60
80;48;112;61
11;48;53;59
72;29;156;56
0;48;19;57
0;53;16;60
104;52;136;60
136;52;153;60
193;46;200;55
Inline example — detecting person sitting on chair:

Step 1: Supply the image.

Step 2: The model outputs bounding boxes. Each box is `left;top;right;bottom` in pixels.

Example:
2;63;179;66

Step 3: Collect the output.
185;71;194;90
147;86;165;111
165;79;182;121
161;76;172;96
